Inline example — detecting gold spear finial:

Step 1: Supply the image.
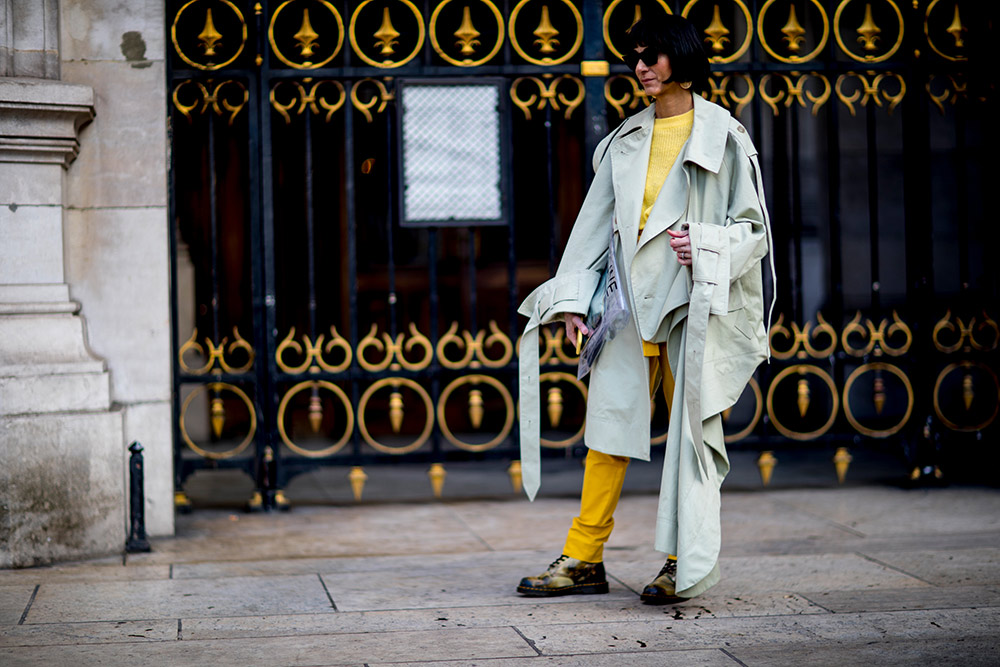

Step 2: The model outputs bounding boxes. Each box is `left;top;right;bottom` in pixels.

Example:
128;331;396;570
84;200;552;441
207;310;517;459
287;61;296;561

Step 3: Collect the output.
757;451;777;486
294;8;320;57
833;447;853;484
428;463;447;498
348;467;368;501
198;8;223;56
797;375;811;418
374;7;400;56
946;4;966;48
546;386;563;428
781;4;806;53
533;5;560;54
704;5;731;54
857;3;882;52
454;6;482;56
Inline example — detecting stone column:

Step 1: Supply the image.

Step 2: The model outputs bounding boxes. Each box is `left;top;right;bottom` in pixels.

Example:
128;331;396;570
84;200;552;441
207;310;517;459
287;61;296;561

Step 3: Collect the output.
0;77;125;568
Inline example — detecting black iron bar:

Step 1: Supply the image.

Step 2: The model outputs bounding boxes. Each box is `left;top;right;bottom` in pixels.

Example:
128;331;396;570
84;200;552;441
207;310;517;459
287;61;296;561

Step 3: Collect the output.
207;110;221;344
825;87;844;325
865;102;881;317
790;105;804;323
468;229;479;334
545;105;558;277
428;227;441;457
954;105;969;294
345;83;361;459
386;102;398;337
305;107;318;337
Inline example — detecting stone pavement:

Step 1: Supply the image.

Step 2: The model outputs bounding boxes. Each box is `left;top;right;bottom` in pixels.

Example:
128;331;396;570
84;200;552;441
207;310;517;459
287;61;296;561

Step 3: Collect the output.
2;485;999;665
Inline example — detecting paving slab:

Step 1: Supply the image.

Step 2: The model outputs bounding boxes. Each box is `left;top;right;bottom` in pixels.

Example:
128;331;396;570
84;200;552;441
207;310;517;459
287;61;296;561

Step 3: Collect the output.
607;552;929;598
519;607;1000;655
861;547;1000;587
0;626;535;666
321;553;639;612
0;619;176;647
769;487;1000;537
0;586;35;625
24;574;334;623
518;616;820;654
799;585;1000;613
173;551;550;584
0;562;170;586
727;638;999;667
138;505;489;564
180;593;825;642
374;649;741;666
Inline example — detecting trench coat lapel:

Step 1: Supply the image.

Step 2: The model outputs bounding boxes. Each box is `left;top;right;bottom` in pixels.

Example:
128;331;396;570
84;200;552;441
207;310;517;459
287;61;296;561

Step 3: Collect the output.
609;106;655;266
638;95;730;250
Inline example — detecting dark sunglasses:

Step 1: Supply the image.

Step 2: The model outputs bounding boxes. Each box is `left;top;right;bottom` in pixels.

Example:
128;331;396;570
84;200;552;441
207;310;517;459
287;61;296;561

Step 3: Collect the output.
622;49;660;70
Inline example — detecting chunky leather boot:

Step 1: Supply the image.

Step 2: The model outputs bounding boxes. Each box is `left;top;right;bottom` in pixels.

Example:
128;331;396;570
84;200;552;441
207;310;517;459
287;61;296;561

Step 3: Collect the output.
639;559;685;605
516;554;609;597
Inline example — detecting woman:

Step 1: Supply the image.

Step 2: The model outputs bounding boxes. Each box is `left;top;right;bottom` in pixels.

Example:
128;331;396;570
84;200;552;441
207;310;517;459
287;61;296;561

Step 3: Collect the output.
516;14;775;603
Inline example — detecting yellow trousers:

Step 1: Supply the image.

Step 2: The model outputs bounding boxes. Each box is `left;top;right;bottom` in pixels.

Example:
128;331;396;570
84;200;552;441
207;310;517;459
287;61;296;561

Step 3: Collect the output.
563;344;675;563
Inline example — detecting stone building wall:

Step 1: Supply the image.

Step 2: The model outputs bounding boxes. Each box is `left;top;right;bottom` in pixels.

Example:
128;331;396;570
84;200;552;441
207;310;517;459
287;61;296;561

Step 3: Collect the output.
58;0;173;538
1;0;173;568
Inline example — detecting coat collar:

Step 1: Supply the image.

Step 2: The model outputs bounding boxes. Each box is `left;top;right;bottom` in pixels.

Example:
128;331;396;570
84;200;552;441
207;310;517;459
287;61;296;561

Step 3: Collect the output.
613;94;731;174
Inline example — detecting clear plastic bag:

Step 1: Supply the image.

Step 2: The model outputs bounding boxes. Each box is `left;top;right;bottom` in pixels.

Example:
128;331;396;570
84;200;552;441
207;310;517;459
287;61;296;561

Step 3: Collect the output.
578;229;631;380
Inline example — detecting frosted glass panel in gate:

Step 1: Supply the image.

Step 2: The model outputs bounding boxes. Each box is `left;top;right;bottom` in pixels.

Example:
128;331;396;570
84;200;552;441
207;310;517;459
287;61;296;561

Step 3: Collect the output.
400;83;503;225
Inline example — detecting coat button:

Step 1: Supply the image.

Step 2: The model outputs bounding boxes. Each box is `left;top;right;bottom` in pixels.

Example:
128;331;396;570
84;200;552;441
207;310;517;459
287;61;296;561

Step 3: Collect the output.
737;126;746;133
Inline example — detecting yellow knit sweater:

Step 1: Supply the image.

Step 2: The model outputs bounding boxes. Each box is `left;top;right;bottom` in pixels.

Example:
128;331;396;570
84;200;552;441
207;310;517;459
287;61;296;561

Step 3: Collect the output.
640;109;694;357
639;109;694;232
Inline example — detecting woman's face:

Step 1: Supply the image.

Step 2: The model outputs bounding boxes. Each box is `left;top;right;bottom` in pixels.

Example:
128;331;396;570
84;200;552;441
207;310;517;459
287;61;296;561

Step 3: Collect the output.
632;46;673;97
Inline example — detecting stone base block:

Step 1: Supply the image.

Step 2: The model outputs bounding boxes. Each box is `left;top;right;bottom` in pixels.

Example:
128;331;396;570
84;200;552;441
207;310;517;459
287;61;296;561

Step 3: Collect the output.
0;408;125;568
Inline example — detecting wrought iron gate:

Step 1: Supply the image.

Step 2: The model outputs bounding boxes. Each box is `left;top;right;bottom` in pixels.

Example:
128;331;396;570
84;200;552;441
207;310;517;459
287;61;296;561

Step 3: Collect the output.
167;0;996;510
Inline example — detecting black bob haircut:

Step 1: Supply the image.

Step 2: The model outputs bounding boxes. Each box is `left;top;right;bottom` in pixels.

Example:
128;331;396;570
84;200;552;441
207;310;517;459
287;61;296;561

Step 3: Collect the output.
626;15;711;94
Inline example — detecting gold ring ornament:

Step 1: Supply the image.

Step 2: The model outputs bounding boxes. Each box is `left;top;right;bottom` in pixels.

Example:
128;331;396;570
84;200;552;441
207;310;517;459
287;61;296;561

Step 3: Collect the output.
172;0;248;71
429;0;505;67
842;362;914;438
277;380;355;457
269;0;345;69
681;0;753;64
766;364;840;441
924;0;968;62
833;0;904;63
180;382;257;459
933;361;1000;432
350;0;425;68
509;0;583;66
437;374;515;452
757;0;830;64
358;377;435;454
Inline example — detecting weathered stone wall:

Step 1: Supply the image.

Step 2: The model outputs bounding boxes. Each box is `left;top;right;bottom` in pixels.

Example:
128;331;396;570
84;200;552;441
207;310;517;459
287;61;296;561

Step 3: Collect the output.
58;0;173;537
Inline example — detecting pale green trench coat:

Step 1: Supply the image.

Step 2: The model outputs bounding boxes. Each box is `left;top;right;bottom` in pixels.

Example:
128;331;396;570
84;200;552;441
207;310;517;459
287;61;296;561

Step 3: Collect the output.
518;94;776;597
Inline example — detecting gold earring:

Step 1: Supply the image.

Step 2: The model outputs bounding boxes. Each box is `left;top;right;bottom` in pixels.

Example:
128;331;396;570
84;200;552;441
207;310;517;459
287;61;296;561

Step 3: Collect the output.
680;81;692;90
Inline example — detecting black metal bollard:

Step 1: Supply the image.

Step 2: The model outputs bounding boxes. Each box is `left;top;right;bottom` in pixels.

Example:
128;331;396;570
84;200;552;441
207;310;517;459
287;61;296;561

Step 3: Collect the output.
126;442;152;553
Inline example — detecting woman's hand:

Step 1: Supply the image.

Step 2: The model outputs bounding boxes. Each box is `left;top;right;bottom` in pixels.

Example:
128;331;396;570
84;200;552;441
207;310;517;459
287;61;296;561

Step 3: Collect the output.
667;228;692;266
565;313;589;344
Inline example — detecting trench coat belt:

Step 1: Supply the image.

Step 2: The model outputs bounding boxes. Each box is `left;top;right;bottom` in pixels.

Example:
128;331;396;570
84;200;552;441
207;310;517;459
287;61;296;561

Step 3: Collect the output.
685;222;731;481
519;321;543;500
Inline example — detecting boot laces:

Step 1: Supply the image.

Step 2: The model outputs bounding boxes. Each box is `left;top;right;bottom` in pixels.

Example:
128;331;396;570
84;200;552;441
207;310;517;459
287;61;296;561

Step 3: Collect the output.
548;554;570;569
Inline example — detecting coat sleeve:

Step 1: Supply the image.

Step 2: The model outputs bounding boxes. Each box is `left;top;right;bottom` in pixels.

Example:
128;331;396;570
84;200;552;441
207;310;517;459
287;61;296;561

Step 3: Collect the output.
723;146;769;283
520;140;616;322
687;135;771;317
